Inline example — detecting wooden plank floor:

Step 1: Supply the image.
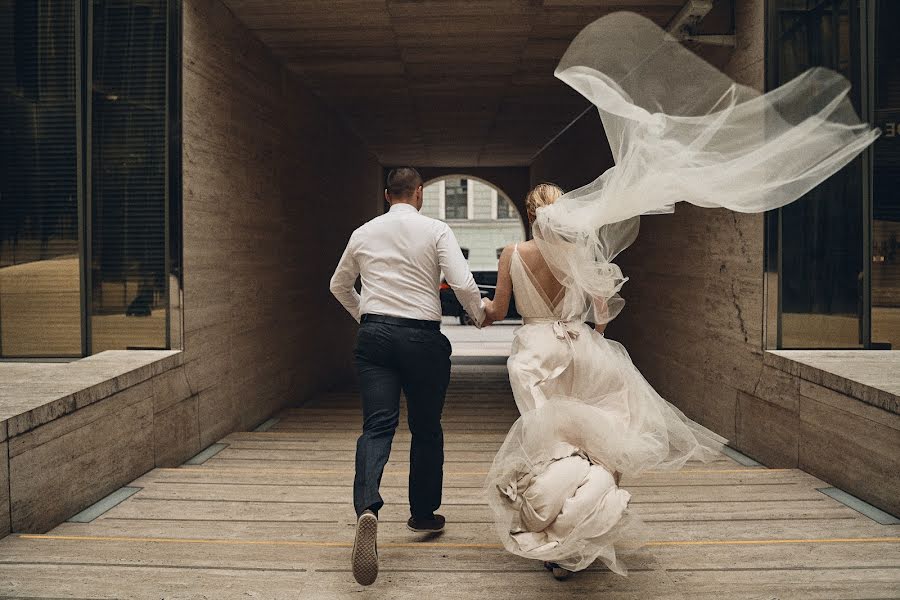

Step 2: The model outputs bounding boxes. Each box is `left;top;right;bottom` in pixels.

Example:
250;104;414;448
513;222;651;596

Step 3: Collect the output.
1;364;898;599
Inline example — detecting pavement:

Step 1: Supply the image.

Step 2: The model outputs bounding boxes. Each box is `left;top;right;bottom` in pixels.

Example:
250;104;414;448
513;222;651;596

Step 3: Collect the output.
2;363;897;598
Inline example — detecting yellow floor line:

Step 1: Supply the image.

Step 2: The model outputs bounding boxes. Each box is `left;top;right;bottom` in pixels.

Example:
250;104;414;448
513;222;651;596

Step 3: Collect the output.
154;469;490;476
646;538;900;547
156;468;791;476
18;534;900;549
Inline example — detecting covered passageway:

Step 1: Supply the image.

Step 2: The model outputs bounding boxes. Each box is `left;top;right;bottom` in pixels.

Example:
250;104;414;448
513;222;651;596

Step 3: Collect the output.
0;0;897;597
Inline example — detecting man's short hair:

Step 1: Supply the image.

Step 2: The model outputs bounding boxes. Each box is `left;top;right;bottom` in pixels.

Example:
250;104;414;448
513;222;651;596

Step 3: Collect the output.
386;167;423;198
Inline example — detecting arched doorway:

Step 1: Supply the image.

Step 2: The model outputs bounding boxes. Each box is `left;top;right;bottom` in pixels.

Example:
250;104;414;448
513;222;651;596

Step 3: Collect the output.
421;175;526;272
421;176;523;360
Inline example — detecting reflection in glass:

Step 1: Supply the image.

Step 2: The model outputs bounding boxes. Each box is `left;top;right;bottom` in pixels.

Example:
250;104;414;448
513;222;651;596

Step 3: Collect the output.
770;0;866;348
871;0;900;348
90;0;168;352
0;0;81;357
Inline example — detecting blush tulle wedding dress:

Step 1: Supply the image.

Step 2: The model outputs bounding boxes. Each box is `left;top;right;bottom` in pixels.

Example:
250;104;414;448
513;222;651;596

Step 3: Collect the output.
484;12;879;575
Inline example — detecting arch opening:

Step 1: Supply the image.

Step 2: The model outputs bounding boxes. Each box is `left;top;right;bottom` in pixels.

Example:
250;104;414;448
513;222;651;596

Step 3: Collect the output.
421;174;526;272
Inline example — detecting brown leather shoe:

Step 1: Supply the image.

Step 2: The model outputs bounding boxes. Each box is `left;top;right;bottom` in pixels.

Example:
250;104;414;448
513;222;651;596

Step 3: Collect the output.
406;513;446;533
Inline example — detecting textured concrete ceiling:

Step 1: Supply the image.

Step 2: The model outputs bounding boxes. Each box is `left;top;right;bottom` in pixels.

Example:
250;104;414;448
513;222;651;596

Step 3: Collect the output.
220;0;732;167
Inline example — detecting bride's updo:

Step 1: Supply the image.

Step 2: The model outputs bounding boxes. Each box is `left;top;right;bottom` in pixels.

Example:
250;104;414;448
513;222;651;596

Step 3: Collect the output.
526;183;563;223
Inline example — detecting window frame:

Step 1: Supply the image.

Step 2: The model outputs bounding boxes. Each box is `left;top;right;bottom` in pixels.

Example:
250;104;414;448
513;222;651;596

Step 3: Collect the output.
763;0;877;350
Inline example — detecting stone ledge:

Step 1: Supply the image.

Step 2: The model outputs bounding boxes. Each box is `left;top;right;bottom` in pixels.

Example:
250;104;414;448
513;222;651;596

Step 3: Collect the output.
755;350;900;517
0;350;183;438
765;350;900;415
0;350;198;536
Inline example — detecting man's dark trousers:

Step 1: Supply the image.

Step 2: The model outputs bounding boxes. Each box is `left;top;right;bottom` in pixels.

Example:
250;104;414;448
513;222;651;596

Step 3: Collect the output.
353;320;452;518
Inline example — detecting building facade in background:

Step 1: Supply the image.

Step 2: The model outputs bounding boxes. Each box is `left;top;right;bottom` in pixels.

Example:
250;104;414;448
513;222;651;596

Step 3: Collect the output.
421;177;525;271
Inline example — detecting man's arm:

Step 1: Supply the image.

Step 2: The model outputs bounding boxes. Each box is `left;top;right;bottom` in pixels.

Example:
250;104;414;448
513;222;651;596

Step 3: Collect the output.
329;234;362;322
436;224;487;327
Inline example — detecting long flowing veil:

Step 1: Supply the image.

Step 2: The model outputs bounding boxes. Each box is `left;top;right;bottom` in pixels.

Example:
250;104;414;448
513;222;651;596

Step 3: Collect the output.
485;12;879;575
534;12;879;324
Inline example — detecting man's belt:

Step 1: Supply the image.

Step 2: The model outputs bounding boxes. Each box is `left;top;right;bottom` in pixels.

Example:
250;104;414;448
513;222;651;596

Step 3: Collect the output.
361;314;441;331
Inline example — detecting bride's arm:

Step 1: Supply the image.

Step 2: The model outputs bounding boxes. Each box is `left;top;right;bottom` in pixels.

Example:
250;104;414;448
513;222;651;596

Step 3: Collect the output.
484;245;514;322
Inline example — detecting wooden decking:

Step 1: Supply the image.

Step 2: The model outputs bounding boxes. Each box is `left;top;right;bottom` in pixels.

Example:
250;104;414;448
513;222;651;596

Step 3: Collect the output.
0;364;897;599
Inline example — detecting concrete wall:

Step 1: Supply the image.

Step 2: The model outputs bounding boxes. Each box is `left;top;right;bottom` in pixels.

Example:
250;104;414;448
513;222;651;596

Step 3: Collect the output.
608;0;771;460
528;0;899;516
529;110;612;197
182;0;381;443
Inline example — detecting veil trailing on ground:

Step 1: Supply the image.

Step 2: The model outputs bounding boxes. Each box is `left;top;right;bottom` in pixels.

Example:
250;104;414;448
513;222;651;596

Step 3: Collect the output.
533;11;880;324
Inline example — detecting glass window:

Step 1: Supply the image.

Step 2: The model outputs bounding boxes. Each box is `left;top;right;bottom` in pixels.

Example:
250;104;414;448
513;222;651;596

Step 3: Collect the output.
445;178;468;219
767;0;867;348
90;0;169;352
871;0;900;348
497;197;517;220
0;0;179;358
0;0;81;357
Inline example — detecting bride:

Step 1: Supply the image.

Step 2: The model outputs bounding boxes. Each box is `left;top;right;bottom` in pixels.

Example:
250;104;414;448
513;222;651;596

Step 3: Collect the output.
481;182;721;579
480;12;878;580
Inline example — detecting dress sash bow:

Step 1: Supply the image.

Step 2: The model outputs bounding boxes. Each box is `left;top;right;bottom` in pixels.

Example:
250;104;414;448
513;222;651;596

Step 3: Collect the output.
523;317;582;341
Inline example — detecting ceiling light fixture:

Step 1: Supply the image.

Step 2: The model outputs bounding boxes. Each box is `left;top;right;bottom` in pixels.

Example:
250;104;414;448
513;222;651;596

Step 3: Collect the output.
666;0;736;47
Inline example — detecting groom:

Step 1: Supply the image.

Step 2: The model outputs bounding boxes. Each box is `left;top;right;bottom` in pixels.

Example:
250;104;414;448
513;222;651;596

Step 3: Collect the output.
329;167;490;585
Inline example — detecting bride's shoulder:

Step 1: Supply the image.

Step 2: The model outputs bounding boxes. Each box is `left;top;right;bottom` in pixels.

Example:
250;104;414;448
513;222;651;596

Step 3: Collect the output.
498;242;518;259
516;240;539;254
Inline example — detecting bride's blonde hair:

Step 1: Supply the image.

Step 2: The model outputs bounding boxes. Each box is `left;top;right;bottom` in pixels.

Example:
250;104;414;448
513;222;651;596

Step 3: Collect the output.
525;183;564;223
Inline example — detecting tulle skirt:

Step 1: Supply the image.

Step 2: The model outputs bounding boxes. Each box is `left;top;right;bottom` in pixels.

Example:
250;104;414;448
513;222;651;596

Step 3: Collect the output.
485;321;726;574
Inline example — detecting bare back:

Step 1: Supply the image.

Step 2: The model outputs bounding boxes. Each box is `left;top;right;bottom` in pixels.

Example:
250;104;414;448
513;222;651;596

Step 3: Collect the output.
485;239;565;322
513;240;565;308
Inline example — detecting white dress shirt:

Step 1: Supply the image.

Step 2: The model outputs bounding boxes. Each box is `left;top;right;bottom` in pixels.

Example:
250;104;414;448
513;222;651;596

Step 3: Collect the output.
330;203;486;326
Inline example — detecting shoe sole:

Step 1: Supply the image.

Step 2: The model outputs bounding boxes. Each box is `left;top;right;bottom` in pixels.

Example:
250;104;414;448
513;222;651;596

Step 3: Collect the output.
352;513;378;585
406;523;445;533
